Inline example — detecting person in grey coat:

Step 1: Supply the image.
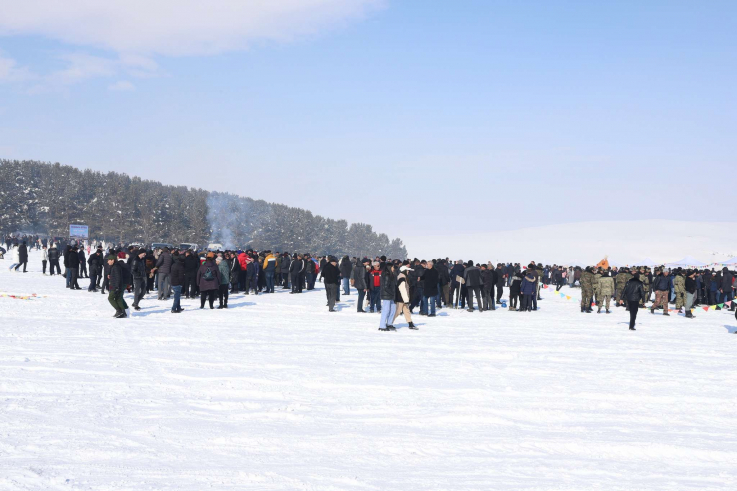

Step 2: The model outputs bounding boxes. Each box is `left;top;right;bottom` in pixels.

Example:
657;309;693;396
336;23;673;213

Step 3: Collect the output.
280;252;291;289
155;247;173;300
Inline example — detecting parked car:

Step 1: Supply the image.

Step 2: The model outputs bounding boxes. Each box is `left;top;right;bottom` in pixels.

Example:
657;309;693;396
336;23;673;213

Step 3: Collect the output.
179;243;198;251
151;242;174;250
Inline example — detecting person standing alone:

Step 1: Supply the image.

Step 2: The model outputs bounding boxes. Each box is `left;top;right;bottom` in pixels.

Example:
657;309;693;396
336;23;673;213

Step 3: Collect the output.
622;273;646;330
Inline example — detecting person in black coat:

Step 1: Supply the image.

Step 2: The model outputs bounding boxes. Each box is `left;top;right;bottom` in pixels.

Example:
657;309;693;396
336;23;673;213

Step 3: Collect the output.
183;250;200;298
280;253;291;289
322;257;340;312
78;248;88;278
721;267;734;311
48;244;61;275
685;270;698;319
101;253;113;295
87;250;102;292
449;260;465;309
289;254;304;293
422;261;440;316
622;273;646;330
339;255;353;295
170;254;186;313
67;246;81;289
481;264;496;311
437;259;451;306
130;250;148;310
108;255;129;318
16;241;28;272
463;260;483;312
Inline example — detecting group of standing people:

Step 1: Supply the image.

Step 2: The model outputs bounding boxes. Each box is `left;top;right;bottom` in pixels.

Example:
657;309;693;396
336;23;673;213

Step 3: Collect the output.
8;238;737;331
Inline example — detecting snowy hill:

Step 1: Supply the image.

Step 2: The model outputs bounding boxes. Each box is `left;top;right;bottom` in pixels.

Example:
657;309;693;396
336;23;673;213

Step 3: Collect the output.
403;220;737;266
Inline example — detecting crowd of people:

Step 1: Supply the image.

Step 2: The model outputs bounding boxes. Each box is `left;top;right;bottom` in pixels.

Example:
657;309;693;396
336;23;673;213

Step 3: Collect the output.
5;237;737;331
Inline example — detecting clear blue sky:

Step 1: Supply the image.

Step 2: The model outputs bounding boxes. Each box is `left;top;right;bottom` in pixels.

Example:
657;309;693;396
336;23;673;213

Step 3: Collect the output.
1;1;734;240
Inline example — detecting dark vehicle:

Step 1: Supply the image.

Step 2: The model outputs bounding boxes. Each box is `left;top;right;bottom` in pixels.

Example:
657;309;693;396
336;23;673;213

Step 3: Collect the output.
151;242;174;250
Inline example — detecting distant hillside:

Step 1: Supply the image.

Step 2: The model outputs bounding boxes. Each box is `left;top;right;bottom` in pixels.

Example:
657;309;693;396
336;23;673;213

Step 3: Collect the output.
404;220;737;266
0;159;407;257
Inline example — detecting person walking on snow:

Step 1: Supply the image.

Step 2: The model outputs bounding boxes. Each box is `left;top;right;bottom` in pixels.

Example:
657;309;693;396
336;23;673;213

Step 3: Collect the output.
622;273;646;330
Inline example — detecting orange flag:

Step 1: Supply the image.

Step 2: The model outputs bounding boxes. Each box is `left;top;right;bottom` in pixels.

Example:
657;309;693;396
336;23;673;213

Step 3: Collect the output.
596;256;609;269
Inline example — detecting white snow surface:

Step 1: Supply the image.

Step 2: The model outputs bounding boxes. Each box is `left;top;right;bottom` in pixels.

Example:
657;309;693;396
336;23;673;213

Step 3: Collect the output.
403;220;737;266
2;254;737;490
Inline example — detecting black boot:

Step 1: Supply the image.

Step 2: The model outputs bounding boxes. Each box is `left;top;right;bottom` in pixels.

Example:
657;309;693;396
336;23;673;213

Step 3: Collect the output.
408;322;418;330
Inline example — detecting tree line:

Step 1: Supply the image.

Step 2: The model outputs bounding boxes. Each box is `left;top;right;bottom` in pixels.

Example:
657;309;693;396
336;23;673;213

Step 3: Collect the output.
0;159;408;258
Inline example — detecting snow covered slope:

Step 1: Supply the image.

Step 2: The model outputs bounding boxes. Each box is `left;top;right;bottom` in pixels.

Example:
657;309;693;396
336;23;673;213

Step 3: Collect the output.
2;254;737;489
404;220;737;266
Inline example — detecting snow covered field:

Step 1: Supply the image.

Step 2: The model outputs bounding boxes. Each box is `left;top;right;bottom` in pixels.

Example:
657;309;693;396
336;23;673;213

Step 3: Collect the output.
2;256;737;490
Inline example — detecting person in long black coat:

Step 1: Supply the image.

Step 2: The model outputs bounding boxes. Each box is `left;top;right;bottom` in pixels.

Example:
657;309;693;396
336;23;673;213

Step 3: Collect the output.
67;246;81;289
78;248;88;278
16;241;28;272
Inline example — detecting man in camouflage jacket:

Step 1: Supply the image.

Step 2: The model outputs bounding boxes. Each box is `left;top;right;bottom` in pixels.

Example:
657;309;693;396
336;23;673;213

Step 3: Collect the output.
580;267;595;313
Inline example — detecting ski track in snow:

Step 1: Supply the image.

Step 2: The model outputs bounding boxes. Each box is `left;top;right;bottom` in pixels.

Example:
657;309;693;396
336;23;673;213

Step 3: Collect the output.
1;256;737;489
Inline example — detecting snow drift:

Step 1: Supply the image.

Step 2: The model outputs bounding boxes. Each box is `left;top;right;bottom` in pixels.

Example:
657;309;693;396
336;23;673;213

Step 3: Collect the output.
404;220;737;266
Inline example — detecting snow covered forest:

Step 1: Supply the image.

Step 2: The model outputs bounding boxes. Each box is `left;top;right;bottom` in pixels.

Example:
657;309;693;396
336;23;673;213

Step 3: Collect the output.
0;160;407;257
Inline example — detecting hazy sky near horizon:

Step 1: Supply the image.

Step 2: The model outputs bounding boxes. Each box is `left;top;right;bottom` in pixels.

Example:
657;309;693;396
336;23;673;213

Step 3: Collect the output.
1;1;735;242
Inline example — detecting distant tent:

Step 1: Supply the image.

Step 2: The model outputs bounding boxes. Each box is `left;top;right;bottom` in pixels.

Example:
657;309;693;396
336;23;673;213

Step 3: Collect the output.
636;257;658;267
665;255;707;268
596;256;609;269
561;260;584;267
716;257;737;266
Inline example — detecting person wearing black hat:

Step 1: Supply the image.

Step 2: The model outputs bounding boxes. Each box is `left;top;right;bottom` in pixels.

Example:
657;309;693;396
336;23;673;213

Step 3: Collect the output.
622;272;646;330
